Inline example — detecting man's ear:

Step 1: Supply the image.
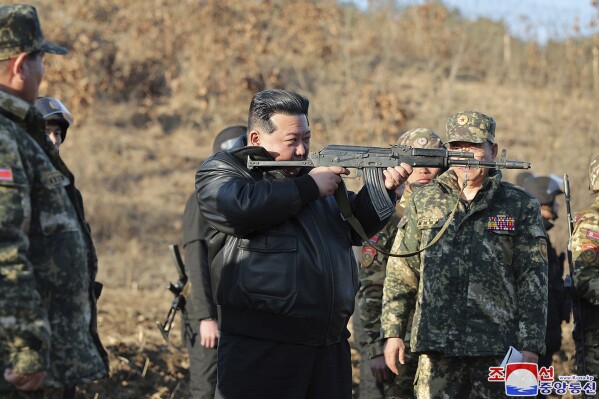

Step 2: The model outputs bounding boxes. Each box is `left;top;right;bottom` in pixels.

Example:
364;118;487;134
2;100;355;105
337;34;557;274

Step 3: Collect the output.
11;53;28;80
491;142;499;159
249;130;261;146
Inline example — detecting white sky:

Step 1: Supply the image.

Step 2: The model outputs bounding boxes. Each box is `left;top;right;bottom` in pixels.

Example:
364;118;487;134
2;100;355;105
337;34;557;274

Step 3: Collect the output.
347;0;598;43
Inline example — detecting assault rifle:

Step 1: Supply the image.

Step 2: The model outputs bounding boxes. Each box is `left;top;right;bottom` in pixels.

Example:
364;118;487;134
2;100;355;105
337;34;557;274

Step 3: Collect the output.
157;244;194;343
248;144;531;220
563;174;587;388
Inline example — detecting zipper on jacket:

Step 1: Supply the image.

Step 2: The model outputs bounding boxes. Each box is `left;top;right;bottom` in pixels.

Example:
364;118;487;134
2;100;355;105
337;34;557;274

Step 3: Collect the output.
308;202;335;346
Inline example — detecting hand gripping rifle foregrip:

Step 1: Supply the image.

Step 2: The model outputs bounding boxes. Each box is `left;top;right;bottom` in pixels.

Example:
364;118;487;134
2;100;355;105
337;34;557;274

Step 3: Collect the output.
361;147;531;221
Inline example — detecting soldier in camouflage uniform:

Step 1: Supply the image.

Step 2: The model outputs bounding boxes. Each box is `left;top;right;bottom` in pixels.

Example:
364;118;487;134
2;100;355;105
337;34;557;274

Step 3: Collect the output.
357;128;443;399
572;154;599;380
0;5;108;399
382;111;548;398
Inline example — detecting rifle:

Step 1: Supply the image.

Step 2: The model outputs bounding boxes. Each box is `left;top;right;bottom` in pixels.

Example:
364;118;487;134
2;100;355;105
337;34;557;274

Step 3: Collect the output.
248;144;531;220
563;174;587;385
157;244;194;344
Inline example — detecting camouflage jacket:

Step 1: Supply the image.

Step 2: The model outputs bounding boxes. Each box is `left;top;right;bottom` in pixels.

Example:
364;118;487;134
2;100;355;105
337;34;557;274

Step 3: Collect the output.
358;190;411;359
381;170;548;356
0;90;107;390
572;195;599;330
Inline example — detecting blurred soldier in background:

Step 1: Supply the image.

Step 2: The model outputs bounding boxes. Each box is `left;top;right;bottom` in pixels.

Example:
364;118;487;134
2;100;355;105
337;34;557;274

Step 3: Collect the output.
382;111;548;398
572;155;599;380
34;97;74;151
356;128;443;399
0;5;108;399
519;175;571;372
182;125;246;399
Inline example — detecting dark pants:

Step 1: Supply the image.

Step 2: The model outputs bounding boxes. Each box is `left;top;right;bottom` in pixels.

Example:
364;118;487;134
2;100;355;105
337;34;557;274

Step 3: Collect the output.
215;333;352;399
182;317;217;399
2;387;73;399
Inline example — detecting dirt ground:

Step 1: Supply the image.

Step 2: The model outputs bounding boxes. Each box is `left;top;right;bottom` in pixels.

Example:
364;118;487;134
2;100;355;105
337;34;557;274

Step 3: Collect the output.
69;285;578;399
15;1;596;397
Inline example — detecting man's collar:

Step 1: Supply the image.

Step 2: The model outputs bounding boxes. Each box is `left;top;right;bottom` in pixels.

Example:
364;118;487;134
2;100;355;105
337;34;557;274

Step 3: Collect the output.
0;89;31;121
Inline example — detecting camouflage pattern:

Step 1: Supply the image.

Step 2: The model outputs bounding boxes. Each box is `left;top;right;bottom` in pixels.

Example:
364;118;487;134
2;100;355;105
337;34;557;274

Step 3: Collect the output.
395;128;442;149
414;353;505;398
357;128;443;399
0;89;107;392
445;110;496;144
0;5;67;61
589;154;599;192
381;169;548;358
572;195;599;379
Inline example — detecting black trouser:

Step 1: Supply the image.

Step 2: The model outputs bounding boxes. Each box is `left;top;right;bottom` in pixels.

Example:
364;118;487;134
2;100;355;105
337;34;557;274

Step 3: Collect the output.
182;316;217;399
215;333;352;399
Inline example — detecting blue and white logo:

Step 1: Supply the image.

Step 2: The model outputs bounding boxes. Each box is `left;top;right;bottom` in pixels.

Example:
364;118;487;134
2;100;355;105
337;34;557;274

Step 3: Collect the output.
505;363;539;396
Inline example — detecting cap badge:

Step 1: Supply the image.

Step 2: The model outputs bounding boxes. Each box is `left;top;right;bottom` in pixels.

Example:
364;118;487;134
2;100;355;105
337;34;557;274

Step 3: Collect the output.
416;137;428;146
457;115;468;125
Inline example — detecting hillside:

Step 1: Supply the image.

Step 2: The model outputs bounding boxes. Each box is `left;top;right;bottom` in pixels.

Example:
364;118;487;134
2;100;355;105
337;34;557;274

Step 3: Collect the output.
21;0;599;397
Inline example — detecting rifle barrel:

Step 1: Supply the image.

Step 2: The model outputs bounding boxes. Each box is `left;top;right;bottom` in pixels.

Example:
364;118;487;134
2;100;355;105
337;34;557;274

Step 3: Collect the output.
448;159;531;169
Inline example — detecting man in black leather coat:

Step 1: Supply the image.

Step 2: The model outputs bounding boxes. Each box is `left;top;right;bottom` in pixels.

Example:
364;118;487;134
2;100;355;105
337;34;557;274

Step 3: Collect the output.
195;89;412;399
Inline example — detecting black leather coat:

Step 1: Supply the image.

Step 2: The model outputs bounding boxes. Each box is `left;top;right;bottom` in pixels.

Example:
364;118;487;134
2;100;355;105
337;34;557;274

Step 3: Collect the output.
195;138;391;346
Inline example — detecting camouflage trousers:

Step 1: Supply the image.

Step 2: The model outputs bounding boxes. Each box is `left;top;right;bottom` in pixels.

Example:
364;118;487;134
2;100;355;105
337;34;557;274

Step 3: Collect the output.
1;387;68;399
583;329;599;380
414;353;509;399
384;343;417;399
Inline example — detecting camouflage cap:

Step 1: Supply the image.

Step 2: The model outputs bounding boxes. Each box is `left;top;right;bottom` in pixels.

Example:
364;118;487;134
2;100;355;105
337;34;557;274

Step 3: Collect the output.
0;5;67;61
396;128;442;149
446;110;496;144
589;154;599;191
213;125;246;154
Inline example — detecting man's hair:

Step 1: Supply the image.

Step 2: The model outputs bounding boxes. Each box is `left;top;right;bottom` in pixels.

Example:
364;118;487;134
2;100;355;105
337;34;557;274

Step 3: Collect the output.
248;89;309;134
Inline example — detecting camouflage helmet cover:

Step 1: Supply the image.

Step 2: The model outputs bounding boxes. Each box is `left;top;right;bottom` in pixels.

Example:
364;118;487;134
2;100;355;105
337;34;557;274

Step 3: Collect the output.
396;128;442;149
213;125;246;154
0;4;67;61
590;154;599;191
446;110;496;144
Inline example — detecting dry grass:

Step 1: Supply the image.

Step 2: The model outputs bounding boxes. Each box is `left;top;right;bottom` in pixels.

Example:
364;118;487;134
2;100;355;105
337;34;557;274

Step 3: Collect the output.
16;0;599;397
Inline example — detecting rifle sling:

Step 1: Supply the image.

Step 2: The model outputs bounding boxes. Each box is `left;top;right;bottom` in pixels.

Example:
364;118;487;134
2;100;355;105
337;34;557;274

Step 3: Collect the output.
334;181;460;258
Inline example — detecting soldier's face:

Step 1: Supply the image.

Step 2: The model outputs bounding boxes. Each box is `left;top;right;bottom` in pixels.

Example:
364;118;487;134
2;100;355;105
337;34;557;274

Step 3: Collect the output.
407;166;441;186
447;141;498;186
45;123;63;151
249;113;310;176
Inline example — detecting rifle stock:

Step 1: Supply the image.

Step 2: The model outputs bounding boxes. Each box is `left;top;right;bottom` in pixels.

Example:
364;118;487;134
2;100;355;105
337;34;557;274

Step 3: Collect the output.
248;144;531;220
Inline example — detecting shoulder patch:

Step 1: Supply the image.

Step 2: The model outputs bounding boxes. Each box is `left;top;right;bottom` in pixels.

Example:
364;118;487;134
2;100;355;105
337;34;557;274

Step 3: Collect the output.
361;246;376;268
586;229;599;241
539;238;548;263
0;168;13;182
580;242;598;264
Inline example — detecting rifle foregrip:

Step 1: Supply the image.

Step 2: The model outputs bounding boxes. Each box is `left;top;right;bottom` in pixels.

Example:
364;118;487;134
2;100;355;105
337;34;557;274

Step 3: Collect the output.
364;168;395;221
